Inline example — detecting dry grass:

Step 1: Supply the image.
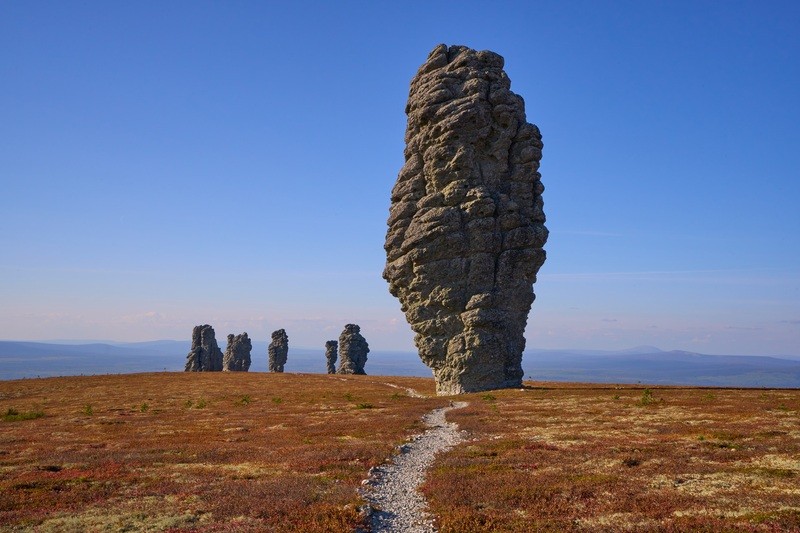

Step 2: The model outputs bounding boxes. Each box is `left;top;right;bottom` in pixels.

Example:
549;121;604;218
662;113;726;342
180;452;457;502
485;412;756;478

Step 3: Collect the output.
424;383;800;532
2;374;799;532
0;372;441;532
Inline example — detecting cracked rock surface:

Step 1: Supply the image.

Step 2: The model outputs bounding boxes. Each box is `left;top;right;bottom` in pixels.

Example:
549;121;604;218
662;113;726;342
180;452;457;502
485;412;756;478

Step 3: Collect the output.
383;44;547;394
222;332;252;371
268;329;289;373
185;324;223;372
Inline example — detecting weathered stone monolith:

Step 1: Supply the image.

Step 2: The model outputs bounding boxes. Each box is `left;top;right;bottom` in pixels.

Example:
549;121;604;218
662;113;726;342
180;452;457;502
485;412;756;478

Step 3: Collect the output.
383;44;548;395
268;329;289;372
223;332;252;371
337;324;369;375
185;324;224;372
325;340;338;374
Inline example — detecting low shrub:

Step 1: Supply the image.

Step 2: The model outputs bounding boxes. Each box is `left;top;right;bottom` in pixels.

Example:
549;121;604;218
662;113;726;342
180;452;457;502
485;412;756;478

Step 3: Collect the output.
3;408;44;422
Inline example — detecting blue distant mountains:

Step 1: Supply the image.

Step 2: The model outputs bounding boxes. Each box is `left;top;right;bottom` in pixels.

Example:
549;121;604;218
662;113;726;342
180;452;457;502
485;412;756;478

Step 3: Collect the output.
0;340;430;380
0;340;798;387
523;347;800;388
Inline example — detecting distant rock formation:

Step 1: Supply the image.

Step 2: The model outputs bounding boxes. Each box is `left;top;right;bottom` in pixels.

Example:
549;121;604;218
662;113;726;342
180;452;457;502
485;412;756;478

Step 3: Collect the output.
325;340;338;374
185;324;224;372
382;44;548;394
223;332;252;371
337;324;369;375
268;329;289;372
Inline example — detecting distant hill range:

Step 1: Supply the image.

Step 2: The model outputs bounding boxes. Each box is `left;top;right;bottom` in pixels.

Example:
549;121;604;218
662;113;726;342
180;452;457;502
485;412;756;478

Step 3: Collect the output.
0;340;798;387
0;340;431;380
524;347;800;388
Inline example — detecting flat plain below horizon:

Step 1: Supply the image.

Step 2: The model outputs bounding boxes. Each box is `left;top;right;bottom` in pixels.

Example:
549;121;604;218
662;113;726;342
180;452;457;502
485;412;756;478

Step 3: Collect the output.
1;339;798;388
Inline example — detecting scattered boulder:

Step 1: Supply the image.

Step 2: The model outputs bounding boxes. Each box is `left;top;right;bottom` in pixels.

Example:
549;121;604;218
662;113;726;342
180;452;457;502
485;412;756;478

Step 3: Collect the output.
325;340;338;374
185;324;224;372
382;44;548;394
223;332;252;371
337;324;369;375
268;329;289;372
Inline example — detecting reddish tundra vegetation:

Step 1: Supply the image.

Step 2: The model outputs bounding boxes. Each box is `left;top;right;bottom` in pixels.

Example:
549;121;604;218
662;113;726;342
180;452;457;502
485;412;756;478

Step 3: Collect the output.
1;373;798;532
0;373;441;532
426;384;800;532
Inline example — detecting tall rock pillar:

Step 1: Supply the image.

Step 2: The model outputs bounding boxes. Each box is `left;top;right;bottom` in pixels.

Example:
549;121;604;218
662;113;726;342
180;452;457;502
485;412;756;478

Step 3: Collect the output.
268;329;289;372
383;44;548;394
337;324;369;375
222;332;252;371
325;340;338;374
185;324;224;372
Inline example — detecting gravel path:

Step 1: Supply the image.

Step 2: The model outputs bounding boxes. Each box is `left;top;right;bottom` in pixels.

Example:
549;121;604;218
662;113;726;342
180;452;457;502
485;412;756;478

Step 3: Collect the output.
378;381;426;398
360;401;468;532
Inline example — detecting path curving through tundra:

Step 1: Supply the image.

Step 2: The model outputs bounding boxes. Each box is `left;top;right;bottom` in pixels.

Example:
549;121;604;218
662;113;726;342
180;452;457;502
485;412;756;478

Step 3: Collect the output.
360;401;468;532
377;380;426;399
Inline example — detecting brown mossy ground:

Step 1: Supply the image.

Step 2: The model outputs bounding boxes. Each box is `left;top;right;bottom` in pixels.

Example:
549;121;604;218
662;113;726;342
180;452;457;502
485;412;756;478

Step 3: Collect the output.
0;373;441;532
1;374;798;531
424;384;800;532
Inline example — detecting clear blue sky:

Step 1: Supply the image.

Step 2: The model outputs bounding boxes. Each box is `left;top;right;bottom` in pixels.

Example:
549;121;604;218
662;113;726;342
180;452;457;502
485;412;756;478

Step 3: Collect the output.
1;1;798;355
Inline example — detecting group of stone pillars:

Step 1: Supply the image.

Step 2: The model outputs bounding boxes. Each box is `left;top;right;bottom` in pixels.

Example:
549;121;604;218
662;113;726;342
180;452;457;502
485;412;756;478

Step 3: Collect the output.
325;323;370;375
184;323;369;375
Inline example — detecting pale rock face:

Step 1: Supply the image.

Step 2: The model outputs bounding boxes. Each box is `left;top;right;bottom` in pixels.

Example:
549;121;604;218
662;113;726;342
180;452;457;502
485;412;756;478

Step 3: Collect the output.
383;44;547;395
337;324;369;375
268;329;289;373
185;324;224;372
325;340;338;374
222;332;252;372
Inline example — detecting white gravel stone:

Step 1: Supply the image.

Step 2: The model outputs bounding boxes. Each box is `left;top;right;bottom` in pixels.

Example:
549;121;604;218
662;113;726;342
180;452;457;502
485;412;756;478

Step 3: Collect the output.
360;401;468;532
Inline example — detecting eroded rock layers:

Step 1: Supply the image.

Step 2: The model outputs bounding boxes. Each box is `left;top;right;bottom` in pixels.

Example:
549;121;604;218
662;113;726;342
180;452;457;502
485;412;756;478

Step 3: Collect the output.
383;44;547;394
223;332;252;372
185;324;224;372
268;329;289;373
325;340;338;374
337;324;369;375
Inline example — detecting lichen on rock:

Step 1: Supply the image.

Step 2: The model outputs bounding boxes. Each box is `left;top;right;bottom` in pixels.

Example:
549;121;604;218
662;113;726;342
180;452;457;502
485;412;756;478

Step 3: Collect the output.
222;332;252;372
185;324;224;372
383;44;548;394
268;329;289;373
337;324;369;375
